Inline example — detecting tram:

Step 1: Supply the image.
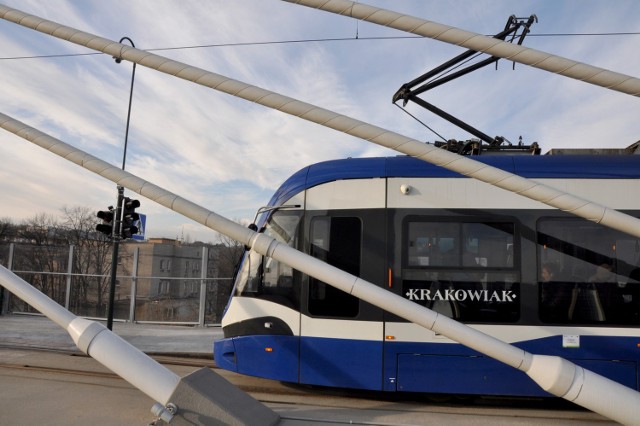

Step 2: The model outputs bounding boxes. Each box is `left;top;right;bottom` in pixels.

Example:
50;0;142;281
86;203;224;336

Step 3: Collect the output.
214;148;640;396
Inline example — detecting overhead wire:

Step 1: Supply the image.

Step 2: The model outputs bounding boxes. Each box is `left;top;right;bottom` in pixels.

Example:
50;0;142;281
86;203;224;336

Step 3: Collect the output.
2;29;637;143
1;31;639;61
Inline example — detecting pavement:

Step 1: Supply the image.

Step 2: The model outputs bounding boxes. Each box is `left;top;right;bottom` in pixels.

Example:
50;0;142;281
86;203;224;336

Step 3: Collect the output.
0;313;221;356
0;314;615;425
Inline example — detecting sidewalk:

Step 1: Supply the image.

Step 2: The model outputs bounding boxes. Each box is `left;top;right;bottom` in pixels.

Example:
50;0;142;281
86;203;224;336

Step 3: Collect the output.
0;314;221;356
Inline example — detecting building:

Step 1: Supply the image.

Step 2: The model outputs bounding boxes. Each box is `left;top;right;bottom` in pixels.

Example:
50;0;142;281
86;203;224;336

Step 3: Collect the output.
119;238;234;323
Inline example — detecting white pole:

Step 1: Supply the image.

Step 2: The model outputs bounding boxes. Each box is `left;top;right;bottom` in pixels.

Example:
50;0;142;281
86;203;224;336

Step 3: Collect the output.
64;245;73;309
281;0;640;96
128;246;139;322
1;4;639;239
526;354;640;424
2;243;15;313
0;264;75;330
1;114;638;424
198;247;208;327
0;265;181;405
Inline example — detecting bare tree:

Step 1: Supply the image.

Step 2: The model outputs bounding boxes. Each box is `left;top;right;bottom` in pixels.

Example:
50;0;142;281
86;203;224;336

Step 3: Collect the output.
60;206;113;316
0;218;18;277
12;213;66;309
0;217;14;241
5;207;113;316
215;227;245;279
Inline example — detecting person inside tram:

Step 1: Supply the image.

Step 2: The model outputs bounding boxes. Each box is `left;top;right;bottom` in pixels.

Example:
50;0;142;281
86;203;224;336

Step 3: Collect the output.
564;261;619;323
541;262;558;283
588;263;616;283
540;262;571;322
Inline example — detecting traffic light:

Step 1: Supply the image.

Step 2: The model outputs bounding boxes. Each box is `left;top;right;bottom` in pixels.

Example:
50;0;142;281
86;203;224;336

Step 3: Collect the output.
96;207;115;237
121;197;140;239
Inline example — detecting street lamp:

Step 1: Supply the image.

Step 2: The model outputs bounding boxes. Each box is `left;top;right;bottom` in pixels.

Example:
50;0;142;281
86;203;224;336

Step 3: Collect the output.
106;36;136;331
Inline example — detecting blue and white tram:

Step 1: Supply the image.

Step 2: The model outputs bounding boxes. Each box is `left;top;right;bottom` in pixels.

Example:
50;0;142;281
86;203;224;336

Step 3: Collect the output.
214;153;640;396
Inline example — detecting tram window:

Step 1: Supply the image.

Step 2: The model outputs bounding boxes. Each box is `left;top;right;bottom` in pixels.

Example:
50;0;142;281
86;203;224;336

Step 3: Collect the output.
538;219;640;325
403;220;519;323
407;221;514;268
234;211;302;308
308;216;361;317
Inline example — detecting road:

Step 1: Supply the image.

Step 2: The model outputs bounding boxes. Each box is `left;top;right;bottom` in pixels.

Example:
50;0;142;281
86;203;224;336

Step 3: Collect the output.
0;347;615;425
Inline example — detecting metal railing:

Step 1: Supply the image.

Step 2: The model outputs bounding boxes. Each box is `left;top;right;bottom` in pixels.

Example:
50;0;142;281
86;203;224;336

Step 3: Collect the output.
0;243;233;326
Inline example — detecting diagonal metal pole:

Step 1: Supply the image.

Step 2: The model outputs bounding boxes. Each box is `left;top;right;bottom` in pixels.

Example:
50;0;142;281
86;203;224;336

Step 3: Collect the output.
1;3;639;239
2;111;639;425
281;0;640;96
3;4;639;423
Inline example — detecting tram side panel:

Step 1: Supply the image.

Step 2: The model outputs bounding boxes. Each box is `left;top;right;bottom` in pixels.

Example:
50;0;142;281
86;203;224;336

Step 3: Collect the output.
383;176;640;395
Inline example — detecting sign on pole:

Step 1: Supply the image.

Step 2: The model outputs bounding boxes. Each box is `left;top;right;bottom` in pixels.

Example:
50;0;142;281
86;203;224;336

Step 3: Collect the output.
133;213;146;241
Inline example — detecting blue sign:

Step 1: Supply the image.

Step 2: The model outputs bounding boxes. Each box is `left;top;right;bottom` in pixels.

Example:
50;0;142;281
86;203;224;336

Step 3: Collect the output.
133;213;146;241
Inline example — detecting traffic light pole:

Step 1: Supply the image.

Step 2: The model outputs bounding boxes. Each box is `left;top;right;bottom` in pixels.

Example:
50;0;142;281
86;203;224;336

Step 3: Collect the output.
106;186;124;330
106;37;136;331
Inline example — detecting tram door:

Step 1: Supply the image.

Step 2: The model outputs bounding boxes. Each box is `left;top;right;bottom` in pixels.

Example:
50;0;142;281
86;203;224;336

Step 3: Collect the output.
299;186;386;390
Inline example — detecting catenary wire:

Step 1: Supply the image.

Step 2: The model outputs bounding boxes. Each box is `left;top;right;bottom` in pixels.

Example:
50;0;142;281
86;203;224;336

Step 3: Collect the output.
1;32;639;61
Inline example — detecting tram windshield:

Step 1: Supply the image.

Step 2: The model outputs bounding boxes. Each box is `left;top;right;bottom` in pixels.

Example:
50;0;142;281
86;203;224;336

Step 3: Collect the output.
234;210;302;308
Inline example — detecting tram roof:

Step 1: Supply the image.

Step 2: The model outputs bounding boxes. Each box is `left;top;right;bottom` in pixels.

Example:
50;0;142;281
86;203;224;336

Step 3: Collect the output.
268;154;640;207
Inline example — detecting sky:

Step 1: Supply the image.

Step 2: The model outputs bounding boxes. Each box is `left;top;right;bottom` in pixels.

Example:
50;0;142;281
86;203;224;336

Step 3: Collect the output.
1;0;639;243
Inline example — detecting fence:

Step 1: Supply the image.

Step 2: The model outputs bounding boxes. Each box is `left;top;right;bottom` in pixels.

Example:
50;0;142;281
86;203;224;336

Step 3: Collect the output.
0;242;234;326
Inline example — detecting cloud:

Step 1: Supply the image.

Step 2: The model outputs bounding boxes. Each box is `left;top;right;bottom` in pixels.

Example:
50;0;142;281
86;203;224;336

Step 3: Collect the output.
1;0;640;243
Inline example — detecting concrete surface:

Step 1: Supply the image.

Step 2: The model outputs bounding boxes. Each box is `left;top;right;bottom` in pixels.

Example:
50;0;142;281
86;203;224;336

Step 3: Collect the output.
0;314;220;355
